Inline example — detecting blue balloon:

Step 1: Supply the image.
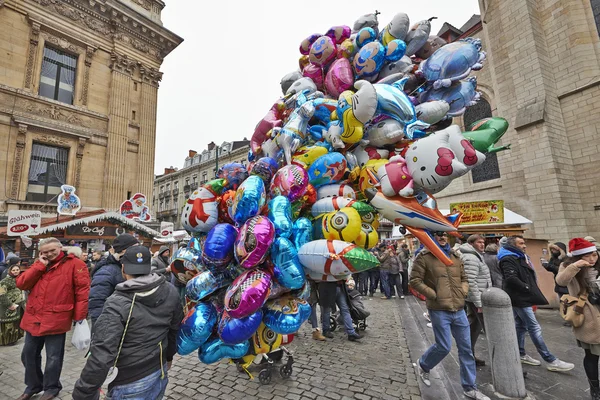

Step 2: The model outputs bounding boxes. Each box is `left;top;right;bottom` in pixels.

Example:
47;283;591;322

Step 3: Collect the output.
186;269;233;302
263;297;312;335
202;223;238;268
268;196;293;238
307;152;347;188
218;310;263;345
177;302;218;356
218;163;249;191
271;237;306;290
374;80;429;139
250;157;279;185
292;217;313;249
230;175;266;225
290;282;311;302
198;336;250;364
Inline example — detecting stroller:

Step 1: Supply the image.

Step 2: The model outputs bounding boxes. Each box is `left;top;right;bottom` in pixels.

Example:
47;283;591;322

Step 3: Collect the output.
231;330;295;385
330;284;370;332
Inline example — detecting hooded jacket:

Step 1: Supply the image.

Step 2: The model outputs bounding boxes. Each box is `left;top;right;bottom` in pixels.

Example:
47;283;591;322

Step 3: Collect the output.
483;246;502;288
498;245;548;307
73;274;183;400
542;242;568;295
17;252;90;336
459;243;492;308
151;246;172;282
88;254;125;320
409;248;468;311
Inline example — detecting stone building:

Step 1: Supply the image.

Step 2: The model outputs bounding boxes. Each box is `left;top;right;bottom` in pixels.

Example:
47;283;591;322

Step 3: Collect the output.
435;0;600;243
0;0;182;216
153;140;250;228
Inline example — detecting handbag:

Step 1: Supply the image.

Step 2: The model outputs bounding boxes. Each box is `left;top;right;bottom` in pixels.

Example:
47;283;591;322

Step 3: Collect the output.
559;293;587;328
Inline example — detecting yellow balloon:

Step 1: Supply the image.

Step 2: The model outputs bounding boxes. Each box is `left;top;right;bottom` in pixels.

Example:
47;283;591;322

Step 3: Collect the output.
358;159;388;193
354;223;379;249
292;145;328;168
315;206;362;242
252;323;282;355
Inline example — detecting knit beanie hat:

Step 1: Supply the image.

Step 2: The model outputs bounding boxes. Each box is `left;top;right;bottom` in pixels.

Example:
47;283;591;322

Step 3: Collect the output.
584;236;597;243
568;238;597;257
499;237;508;248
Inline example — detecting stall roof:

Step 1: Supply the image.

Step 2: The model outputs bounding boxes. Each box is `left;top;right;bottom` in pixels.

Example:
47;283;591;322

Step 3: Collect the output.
439;207;532;228
0;209;160;238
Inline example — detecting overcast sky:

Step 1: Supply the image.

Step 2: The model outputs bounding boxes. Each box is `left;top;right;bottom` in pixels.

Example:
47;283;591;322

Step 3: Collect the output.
154;0;480;174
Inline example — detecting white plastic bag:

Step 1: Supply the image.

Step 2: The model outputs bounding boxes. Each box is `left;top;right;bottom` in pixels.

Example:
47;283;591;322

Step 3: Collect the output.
71;320;91;351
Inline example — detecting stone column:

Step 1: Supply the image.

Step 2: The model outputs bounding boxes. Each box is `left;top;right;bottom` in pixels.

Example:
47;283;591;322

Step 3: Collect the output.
102;53;134;210
138;65;161;199
10;124;27;199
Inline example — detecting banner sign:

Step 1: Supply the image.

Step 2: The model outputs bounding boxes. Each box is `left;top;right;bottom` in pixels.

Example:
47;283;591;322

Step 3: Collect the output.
65;224;128;238
160;222;174;239
7;211;42;237
449;200;504;225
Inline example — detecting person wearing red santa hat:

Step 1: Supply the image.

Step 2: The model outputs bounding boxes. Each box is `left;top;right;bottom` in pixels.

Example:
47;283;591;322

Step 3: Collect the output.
557;238;600;399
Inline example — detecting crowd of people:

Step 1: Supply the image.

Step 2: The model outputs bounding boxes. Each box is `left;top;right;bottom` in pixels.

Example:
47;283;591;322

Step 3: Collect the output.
409;233;600;400
1;231;600;399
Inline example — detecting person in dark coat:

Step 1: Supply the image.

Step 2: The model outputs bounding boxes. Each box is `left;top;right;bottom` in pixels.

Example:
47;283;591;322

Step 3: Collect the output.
73;245;183;400
498;236;573;372
151;246;172;282
541;242;568;299
88;234;139;328
483;244;502;288
319;280;363;341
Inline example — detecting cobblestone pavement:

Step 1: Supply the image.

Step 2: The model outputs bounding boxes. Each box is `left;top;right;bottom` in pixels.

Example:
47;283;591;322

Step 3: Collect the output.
0;296;421;400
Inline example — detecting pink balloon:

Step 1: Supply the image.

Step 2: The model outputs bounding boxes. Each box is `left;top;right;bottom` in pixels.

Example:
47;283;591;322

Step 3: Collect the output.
325;58;354;98
302;63;324;90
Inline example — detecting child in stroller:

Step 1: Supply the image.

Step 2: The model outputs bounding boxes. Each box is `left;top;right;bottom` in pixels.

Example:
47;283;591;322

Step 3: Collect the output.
330;277;370;332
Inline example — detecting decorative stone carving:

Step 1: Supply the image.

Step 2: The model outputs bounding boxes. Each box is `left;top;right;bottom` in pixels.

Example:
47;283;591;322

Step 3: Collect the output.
81;46;95;106
110;52;137;75
140;66;163;87
40;31;84;54
11;124;28;199
35;134;69;146
31;0;178;59
19;99;103;129
24;23;41;90
75;137;87;187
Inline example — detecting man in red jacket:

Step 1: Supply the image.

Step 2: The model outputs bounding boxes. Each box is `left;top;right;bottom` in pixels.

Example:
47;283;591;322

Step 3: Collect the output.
16;237;90;400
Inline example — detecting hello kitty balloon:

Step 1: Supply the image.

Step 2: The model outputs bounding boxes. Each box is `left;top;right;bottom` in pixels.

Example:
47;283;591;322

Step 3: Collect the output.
378;125;486;197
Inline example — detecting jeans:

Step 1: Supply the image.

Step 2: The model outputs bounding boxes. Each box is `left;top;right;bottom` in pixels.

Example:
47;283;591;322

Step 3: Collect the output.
465;302;484;357
400;270;409;296
389;273;403;296
21;332;66;396
380;270;391;298
420;309;477;391
513;307;556;363
322;287;356;335
368;269;380;295
107;366;168;400
358;271;369;295
309;304;319;329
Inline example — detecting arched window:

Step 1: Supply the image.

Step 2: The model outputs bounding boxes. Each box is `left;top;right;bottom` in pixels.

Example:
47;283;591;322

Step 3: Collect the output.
592;0;600;37
463;98;501;183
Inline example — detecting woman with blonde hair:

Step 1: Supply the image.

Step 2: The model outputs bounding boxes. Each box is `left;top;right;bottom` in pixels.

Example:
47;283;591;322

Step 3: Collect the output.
556;238;600;399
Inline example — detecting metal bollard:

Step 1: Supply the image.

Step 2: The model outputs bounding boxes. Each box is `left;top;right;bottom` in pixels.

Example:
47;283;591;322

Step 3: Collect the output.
481;288;527;399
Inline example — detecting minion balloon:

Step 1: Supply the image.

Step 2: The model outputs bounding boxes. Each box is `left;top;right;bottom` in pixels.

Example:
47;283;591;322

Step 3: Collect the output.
313;207;362;243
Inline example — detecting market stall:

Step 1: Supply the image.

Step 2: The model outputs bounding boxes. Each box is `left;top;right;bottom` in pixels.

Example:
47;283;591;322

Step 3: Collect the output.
0;209;160;262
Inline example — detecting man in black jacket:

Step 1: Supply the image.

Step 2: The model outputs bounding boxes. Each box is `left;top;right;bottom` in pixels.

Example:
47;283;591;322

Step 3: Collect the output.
498;236;573;372
72;245;183;400
88;234;139;328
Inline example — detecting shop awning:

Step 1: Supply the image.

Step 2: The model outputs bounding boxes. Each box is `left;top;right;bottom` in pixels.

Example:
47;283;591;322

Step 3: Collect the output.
0;209;160;238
